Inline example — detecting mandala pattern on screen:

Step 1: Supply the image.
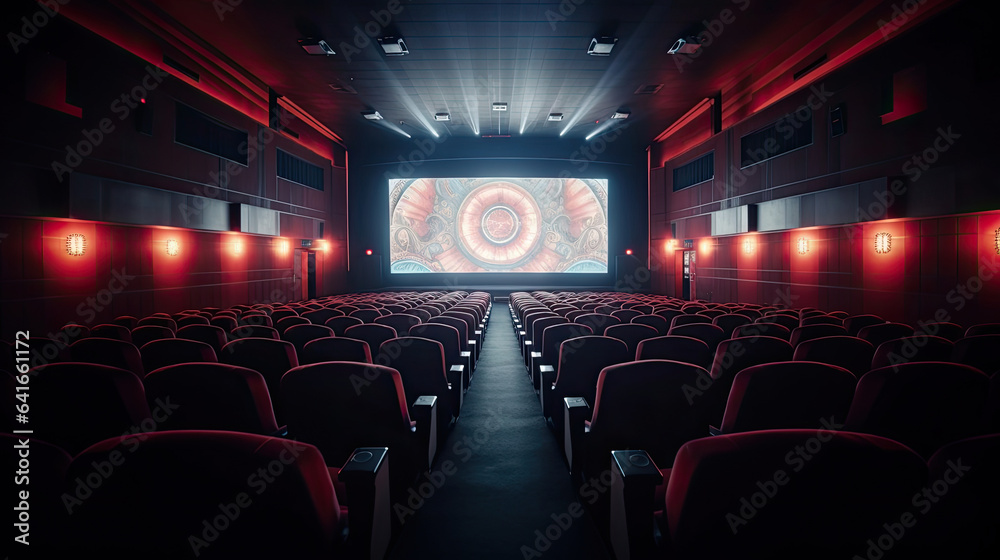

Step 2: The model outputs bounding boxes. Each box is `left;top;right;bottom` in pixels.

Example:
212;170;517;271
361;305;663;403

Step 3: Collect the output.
389;177;608;273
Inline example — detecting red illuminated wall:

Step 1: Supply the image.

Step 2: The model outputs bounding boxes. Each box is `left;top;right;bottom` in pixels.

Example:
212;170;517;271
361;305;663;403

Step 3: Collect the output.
648;2;1000;325
0;8;348;339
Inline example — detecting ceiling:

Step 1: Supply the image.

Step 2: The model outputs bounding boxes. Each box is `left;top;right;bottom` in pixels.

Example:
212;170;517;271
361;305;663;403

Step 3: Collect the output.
137;0;882;149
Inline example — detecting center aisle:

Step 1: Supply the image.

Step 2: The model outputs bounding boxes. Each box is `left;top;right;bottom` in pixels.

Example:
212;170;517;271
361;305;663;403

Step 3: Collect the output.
387;305;612;560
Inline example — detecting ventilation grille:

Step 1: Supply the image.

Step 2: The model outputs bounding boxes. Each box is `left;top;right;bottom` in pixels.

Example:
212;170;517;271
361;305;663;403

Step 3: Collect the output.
673;152;715;191
174;102;248;165
277;149;324;190
740;114;813;168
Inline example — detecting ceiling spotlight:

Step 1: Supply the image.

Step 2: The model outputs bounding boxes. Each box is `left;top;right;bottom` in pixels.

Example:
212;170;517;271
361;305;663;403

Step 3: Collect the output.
668;37;703;55
492;103;508;111
611;110;631;119
434;113;450;121
587;36;618;56
378;37;408;56
547;113;564;121
362;111;383;120
298;38;335;55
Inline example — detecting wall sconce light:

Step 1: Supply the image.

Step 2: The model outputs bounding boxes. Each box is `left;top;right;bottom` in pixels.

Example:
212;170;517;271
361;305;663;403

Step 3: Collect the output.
743;238;755;255
165;239;180;256
277;239;290;256
994;227;1000;255
797;237;810;255
665;239;677;252
875;232;892;254
66;234;87;256
233;240;244;256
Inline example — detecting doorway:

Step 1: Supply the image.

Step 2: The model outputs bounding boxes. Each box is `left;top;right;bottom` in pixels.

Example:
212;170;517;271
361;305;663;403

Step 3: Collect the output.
682;250;696;300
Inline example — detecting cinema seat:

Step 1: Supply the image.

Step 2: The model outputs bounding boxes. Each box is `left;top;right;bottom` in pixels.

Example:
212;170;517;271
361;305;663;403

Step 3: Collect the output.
375;313;422;337
325;316;363;336
112;315;139;330
857;322;915;349
846;362;990;458
706;336;794;425
302;308;345;325
668;323;727;352
631;314;668;335
282;324;335;355
966;323;1000;337
210;315;238;332
137;316;177;332
788;324;848;348
140;338;217;372
611;309;641;323
718;361;856;434
644;430;928;559
535;323;594;393
237;313;272;328
229;325;280;340
924;434;1000;559
176;324;228;355
175;314;209;328
670;314;712;329
346;324;397;360
381;337;463;441
219;338;298;423
526;315;569;370
635;335;712;369
409;323;471;385
350;308;382;323
543;336;629;435
870;335;954;370
90;323;133;343
276;315;311;334
575;313;620;334
952;335;1000;375
130;325;175;349
301;337;372;365
756;313;798;331
792;336;875;377
732;322;791;341
567;360;714;481
143;362;278;434
921;321;965;342
604;323;659;359
69;337;144;376
281;362;436;502
712;313;752;336
31;362;150;454
66;431;390;559
269;308;300;323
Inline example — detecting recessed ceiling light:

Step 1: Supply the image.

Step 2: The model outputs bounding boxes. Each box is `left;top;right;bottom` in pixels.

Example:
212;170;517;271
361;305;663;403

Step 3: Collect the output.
611;110;631;119
362;111;383;120
434;113;450;121
298;38;335;55
547;113;564;121
378;37;408;56
587;37;618;56
492;103;508;111
667;37;702;55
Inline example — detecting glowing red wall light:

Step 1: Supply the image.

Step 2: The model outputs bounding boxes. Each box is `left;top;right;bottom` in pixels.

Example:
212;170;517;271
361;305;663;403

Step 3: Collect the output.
366;249;373;256
625;249;633;256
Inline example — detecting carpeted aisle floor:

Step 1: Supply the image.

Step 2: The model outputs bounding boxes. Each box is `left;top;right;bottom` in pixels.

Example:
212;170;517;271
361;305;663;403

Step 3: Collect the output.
387;305;612;560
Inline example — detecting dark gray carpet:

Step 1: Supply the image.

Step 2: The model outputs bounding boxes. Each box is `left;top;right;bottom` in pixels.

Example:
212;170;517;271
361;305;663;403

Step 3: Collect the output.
387;306;612;560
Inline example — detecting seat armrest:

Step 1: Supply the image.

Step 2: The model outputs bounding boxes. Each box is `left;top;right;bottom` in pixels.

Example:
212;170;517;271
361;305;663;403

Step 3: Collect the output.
457;353;473;386
412;396;438;470
538;364;555;402
708;425;722;436
610;450;663;560
447;365;465;416
529;351;542;385
563;397;591;475
339;447;391;560
468;339;479;361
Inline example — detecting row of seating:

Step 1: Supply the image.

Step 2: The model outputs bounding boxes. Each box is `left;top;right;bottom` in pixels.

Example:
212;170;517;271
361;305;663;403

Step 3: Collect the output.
509;291;999;559
2;290;492;558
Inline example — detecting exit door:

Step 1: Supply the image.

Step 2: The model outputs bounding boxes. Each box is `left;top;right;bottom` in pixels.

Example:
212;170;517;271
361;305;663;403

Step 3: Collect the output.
294;249;318;301
682;250;696;300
